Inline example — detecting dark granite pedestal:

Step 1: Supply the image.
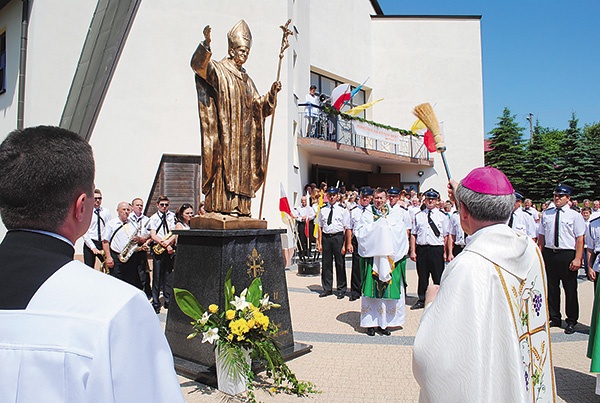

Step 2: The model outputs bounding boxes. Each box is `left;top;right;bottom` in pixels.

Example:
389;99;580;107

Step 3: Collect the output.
165;229;312;387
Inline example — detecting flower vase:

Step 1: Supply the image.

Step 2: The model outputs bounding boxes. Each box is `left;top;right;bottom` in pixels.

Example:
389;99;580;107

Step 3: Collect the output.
215;347;251;396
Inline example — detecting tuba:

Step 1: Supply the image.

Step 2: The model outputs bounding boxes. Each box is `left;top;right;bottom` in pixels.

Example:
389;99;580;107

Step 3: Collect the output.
152;232;174;255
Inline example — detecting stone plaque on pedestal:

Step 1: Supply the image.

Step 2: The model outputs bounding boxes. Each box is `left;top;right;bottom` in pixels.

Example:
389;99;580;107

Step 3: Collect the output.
165;228;311;385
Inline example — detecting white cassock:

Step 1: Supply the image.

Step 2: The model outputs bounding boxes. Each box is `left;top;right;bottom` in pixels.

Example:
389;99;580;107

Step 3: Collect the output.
412;224;556;403
355;206;409;328
0;261;185;403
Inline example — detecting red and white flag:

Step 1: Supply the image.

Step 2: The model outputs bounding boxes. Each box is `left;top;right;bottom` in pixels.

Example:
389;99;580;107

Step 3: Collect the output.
279;182;292;219
331;84;351;111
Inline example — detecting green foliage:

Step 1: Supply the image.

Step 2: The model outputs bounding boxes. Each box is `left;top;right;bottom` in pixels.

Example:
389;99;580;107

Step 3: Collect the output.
486;108;600;204
174;269;317;402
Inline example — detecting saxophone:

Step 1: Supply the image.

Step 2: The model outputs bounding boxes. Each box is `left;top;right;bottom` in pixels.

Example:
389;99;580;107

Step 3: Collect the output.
119;229;141;263
152;232;174;255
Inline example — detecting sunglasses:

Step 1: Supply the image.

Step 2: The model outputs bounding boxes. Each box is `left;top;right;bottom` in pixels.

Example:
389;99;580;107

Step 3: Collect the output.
94;197;102;200
159;203;170;207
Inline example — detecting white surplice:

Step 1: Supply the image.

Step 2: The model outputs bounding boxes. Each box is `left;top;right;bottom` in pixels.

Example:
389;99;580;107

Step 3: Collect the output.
0;261;184;403
412;224;556;403
355;206;409;328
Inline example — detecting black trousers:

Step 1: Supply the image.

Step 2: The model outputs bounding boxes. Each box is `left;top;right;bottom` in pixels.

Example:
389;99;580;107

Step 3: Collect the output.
321;232;346;294
543;248;579;325
109;250;142;289
350;235;362;298
416;244;445;302
452;244;465;258
83;240;104;268
152;251;175;309
297;221;312;259
132;250;152;298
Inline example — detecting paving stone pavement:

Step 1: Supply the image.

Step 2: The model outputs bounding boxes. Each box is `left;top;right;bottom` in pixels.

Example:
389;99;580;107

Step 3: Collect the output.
158;259;600;402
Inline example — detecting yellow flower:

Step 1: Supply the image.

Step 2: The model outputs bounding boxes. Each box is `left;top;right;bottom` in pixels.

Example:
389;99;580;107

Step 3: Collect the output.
254;312;270;330
227;334;234;341
208;304;218;314
229;318;250;336
226;310;236;320
247;319;256;328
248;302;255;310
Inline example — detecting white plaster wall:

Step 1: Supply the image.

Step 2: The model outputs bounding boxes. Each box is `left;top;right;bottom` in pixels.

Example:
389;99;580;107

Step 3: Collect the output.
371;17;485;194
0;0;22;137
24;0;97;128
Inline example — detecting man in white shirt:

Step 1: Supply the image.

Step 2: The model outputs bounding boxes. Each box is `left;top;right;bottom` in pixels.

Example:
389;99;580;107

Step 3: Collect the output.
130;197;152;297
102;202;142;289
0;125;184;403
409;188;449;309
82;188;111;269
293;195;316;261
508;191;537;240
149;196;177;313
538;183;586;334
305;85;320;137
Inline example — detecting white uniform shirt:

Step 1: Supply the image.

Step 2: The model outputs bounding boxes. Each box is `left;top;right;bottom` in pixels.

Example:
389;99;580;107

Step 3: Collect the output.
586;217;600;272
305;93;320;117
390;203;412;231
412;208;449;246
523;207;539;222
449;211;466;246
0;261;185;403
350;203;371;231
508;208;537;239
408;205;421;224
128;212;150;238
293;205;316;222
318;203;350;234
102;218;136;254
82;206;111;249
539;206;586;250
148;210;176;239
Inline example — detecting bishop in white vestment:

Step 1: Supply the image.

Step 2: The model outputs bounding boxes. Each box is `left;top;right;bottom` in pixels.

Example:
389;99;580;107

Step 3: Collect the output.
412;167;556;403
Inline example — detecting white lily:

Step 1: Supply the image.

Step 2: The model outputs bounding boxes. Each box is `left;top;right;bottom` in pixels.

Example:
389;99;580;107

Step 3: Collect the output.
199;311;211;325
260;294;270;308
231;295;250;311
202;327;220;344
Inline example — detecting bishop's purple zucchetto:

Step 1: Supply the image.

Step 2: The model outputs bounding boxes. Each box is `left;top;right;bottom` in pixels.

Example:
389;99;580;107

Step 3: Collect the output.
461;166;514;195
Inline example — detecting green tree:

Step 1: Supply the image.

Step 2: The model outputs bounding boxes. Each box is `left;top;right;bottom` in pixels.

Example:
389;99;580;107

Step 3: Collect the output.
485;108;527;189
556;113;596;200
584;122;600;198
522;123;561;202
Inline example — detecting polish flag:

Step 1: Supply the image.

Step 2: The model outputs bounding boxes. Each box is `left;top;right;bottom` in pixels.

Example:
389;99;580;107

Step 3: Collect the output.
331;84;352;110
411;118;436;153
279;182;292;219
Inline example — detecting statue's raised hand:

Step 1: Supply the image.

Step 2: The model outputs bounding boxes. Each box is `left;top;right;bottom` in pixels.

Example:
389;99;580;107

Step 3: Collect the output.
203;25;211;47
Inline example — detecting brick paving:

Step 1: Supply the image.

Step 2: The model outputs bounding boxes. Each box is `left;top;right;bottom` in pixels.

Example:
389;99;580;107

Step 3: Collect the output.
160;259;600;402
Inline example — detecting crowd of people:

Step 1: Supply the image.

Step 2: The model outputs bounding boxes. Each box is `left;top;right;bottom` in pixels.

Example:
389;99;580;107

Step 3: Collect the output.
82;190;203;314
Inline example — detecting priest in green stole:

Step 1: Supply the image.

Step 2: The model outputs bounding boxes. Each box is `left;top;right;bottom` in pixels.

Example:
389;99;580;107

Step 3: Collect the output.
354;187;410;336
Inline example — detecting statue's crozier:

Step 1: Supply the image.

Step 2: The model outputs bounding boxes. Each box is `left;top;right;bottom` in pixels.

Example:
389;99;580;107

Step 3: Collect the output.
191;20;279;221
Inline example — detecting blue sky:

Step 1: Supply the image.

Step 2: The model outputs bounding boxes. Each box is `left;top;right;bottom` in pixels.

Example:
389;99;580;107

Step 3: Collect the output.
377;0;600;137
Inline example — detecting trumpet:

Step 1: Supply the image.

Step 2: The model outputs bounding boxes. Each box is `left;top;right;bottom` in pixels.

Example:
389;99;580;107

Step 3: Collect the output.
152;232;174;255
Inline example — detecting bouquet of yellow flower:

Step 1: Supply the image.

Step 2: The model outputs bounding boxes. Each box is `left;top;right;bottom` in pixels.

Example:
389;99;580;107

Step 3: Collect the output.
174;269;316;401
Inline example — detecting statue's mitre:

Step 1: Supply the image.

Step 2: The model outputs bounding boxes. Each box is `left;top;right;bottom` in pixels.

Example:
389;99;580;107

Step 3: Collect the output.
228;20;252;49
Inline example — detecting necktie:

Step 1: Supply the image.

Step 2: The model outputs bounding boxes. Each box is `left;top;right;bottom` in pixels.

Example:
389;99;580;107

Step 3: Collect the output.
428;210;441;237
95;209;101;240
508;213;514;228
327;204;334;225
161;213;169;235
554;208;561;248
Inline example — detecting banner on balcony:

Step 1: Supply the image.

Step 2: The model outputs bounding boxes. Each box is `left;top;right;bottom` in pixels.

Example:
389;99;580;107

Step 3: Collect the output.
352;120;401;145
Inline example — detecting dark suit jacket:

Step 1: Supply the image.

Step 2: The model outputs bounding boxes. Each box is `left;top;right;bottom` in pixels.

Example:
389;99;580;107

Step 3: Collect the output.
0;230;74;309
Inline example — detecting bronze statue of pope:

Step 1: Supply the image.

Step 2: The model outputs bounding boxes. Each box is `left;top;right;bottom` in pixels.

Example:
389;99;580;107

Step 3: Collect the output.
191;20;282;217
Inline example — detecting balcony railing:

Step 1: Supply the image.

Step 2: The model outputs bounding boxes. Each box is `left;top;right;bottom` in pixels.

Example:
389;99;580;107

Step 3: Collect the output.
298;104;429;160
